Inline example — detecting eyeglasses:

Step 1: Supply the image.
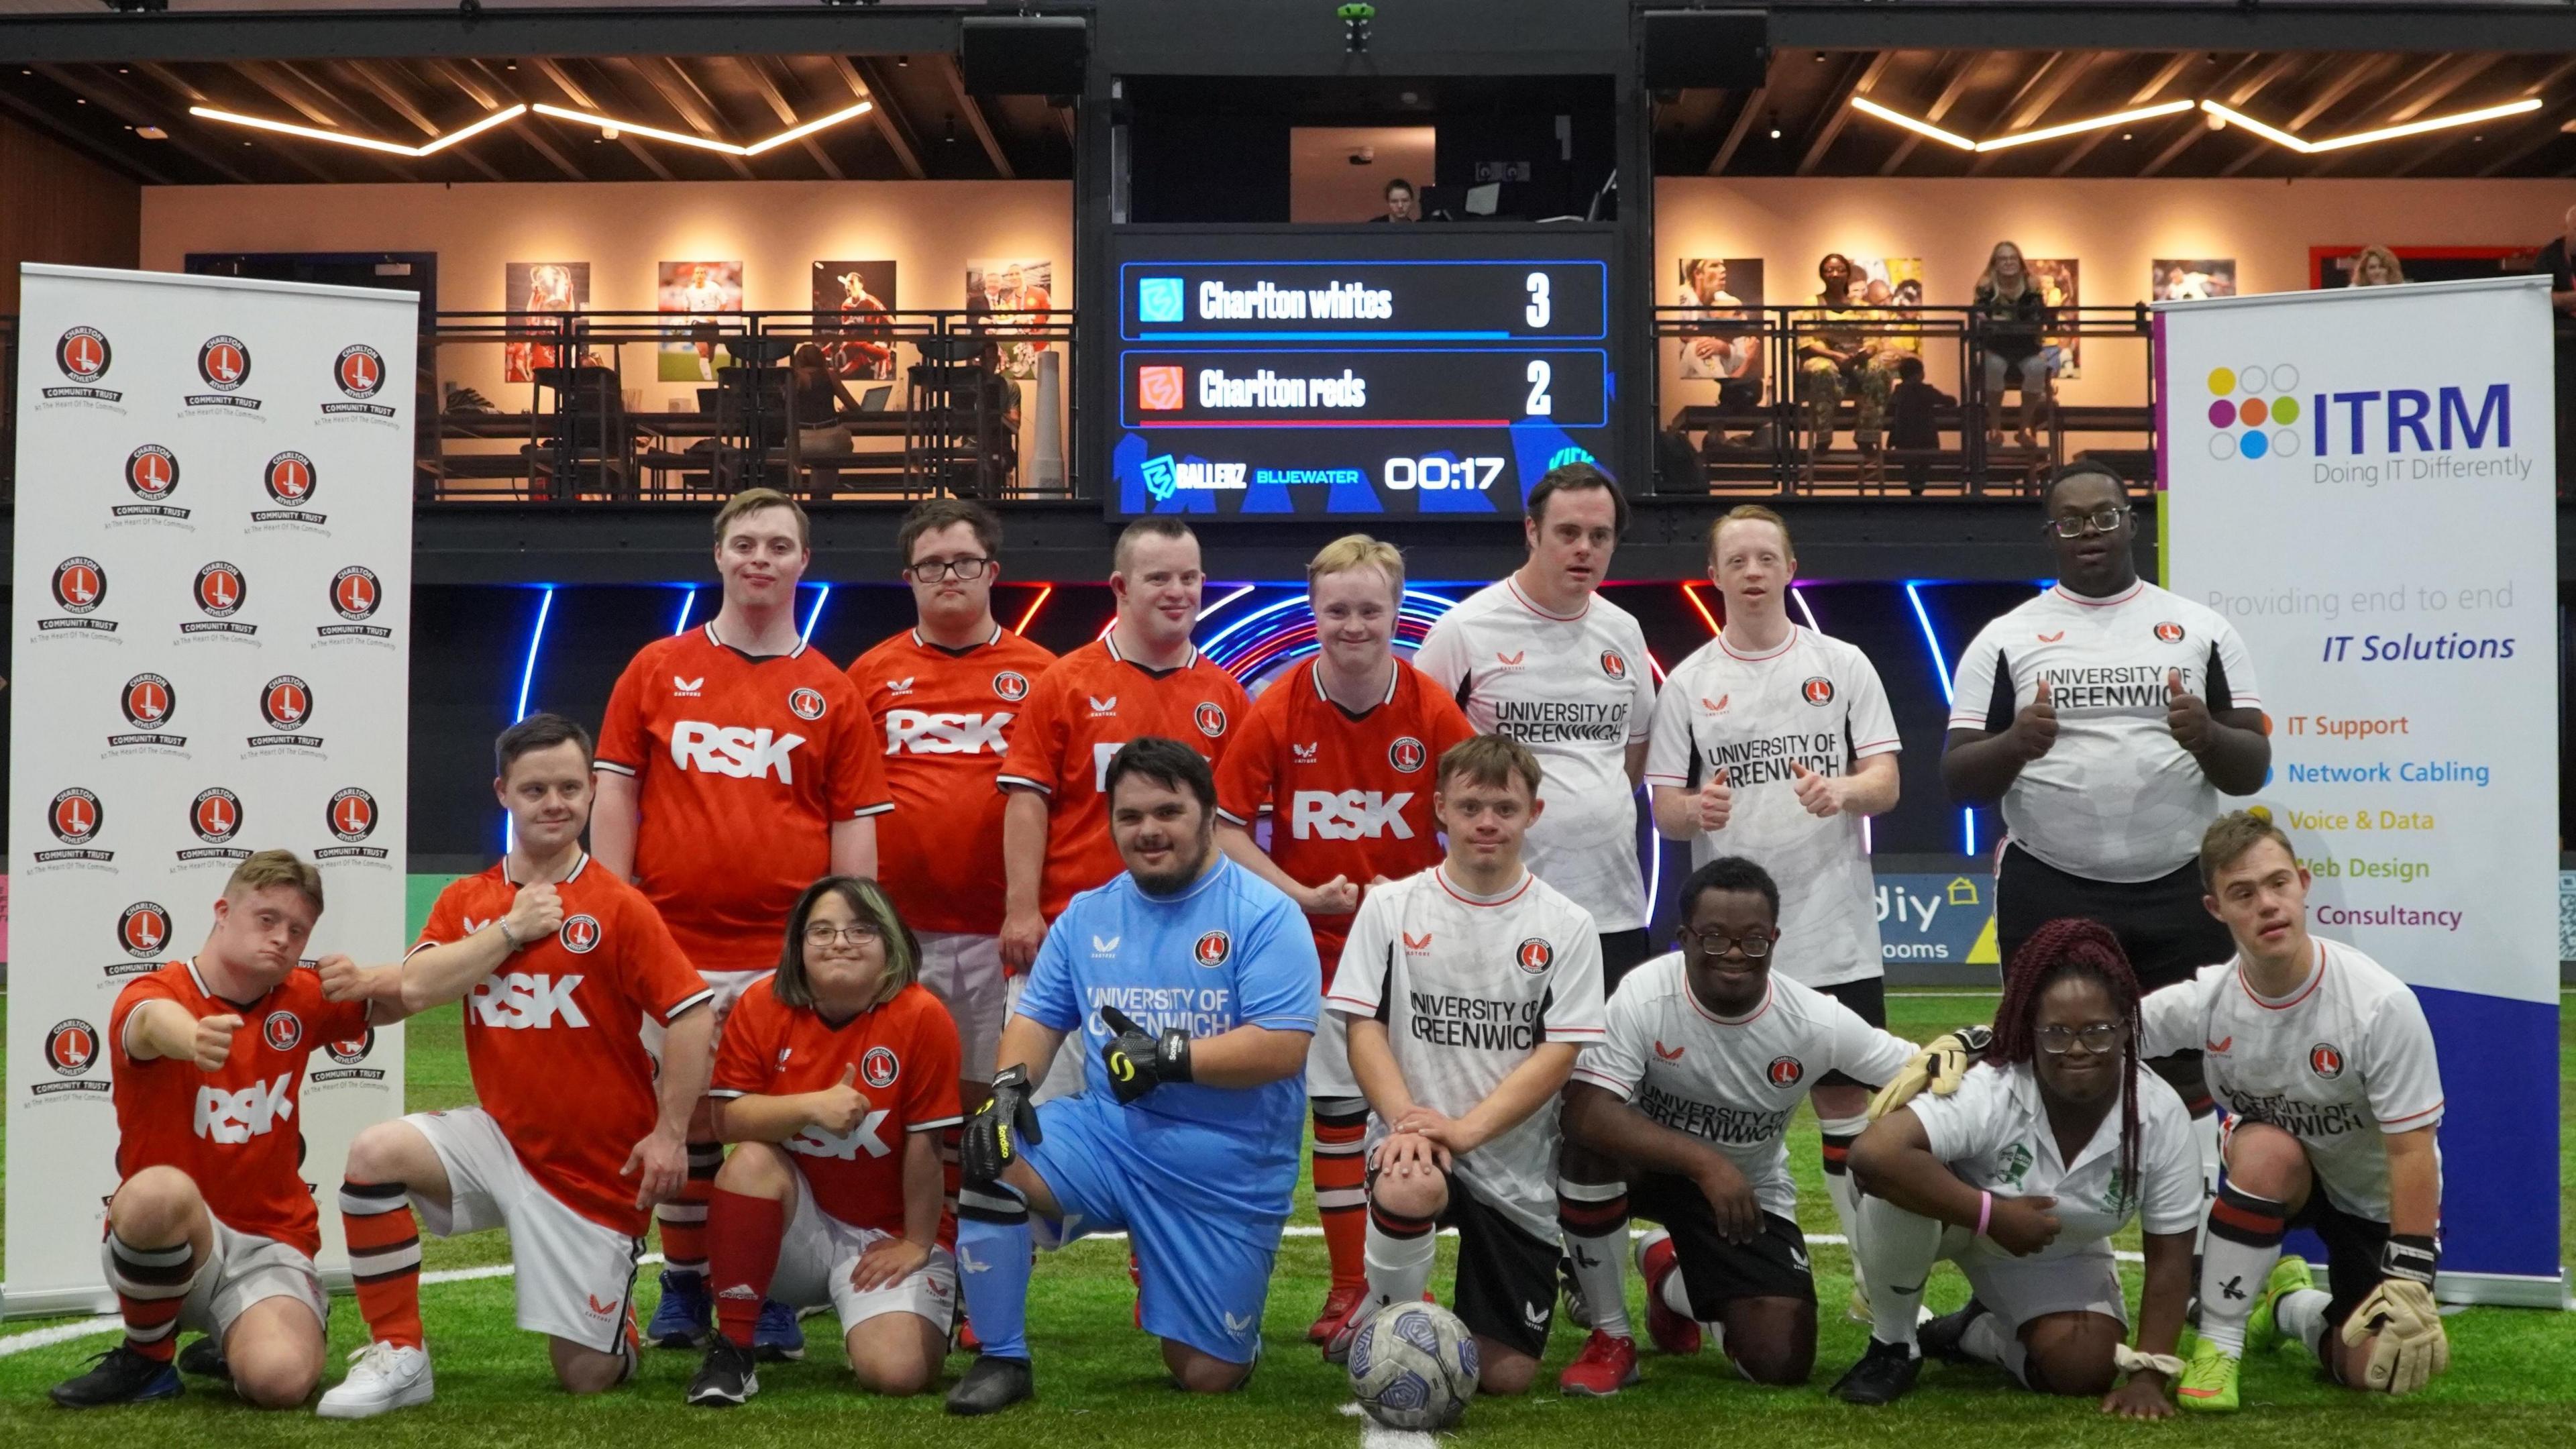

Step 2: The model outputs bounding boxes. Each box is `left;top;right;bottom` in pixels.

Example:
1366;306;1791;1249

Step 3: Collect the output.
904;557;994;583
2043;506;2130;539
803;921;885;947
2035;1022;2129;1056
1678;925;1774;959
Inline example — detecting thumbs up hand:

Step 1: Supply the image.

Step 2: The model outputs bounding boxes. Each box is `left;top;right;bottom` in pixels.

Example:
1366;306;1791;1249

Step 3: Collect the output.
1697;773;1733;832
807;1063;875;1136
1790;760;1842;818
2010;676;2060;763
2165;667;2214;755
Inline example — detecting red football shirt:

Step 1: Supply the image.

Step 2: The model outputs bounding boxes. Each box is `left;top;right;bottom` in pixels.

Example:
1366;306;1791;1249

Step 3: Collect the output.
1215;659;1477;975
110;961;370;1257
413;854;713;1235
596;623;893;975
849;625;1059;936
710;977;963;1240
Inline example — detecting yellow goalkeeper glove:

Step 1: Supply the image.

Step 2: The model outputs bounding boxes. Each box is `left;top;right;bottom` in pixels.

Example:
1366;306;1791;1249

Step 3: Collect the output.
1866;1026;1991;1121
2341;1237;2447;1395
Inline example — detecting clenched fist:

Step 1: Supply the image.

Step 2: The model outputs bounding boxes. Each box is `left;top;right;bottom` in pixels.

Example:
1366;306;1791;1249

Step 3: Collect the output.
194;1014;244;1073
504;881;563;948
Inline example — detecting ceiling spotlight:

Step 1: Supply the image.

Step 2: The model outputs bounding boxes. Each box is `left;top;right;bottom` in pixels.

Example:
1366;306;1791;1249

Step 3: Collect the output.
137;125;166;139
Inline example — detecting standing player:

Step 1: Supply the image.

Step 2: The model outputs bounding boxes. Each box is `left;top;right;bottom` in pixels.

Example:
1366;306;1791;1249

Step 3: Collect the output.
1942;461;2269;1181
1558;857;1923;1395
1213;534;1475;1341
1318;735;1607;1396
1413;463;1658;986
948;738;1319;1414
1643;506;1901;1312
593;487;892;1351
851;498;1057;1111
313;714;714;1417
688;876;963;1406
2153;812;2447;1410
50;852;390;1410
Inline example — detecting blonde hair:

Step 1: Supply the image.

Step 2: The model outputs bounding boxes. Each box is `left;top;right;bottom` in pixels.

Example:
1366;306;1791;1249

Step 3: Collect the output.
1980;240;2030;296
1437;734;1544;798
2198;809;2298;890
712;487;809;549
225;849;325;914
1709;504;1794;562
1306;533;1405;598
773;876;918;1012
2351;246;2406;287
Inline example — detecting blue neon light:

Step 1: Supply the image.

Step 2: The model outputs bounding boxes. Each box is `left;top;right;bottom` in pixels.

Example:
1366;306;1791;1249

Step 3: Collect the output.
515;586;555;722
801;585;832;647
1904;583;1979;855
672;588;696;635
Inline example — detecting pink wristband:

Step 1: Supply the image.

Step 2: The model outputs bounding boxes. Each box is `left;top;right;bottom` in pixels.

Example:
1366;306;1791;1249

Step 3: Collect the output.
1975;1190;1994;1237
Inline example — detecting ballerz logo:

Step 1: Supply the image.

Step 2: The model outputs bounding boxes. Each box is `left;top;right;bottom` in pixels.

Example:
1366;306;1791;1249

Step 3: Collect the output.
186;335;262;410
250;674;323;751
179;786;251;865
117;443;188;520
110;672;186;752
253;451;325;525
182;561;256;638
320;566;392;641
1515;938;1554;973
317;787;389;862
40;556;117;634
1387;736;1428;773
46;326;121;402
33;1019;111;1097
38;787;112;865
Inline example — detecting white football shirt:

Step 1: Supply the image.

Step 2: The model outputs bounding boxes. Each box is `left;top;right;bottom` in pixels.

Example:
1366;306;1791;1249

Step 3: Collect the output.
2139;937;2443;1221
1413;578;1658;931
1646;627;1901;987
1947;580;2263;882
1907;1059;2204;1256
1329;865;1607;1240
1572;953;1916;1220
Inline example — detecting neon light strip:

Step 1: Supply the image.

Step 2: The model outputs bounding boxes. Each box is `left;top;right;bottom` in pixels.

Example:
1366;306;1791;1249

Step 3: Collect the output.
741;99;878;156
1791;586;1821;634
1198;584;1254;620
515;586;555;722
1973;99;2194;151
1905;583;1977;856
191;98;873;160
189;103;525;158
2201;97;2543;153
1848;96;1976;152
672;588;696;635
800;585;831;647
415;104;531;155
1679;582;1720;637
1012;584;1053;636
1851;93;2542;156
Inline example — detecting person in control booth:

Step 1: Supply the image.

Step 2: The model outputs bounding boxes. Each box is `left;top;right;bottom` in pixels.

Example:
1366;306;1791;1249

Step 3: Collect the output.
1373;176;1421;224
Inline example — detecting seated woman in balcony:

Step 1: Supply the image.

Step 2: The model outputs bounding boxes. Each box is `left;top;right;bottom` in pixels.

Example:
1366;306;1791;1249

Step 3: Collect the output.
1798;254;1899;481
1973;241;2055;451
790;343;863;496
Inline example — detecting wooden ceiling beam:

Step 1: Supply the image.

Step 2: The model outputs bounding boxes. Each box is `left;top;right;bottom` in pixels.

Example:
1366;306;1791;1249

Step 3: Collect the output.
839;55;924;180
1795;52;1886;176
939;54;1014;180
2050;50;2194;176
1707;85;1765;176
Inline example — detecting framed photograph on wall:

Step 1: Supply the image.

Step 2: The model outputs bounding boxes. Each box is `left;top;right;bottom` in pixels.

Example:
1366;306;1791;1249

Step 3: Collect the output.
503;261;588;383
658;260;743;382
966;258;1054;380
811;261;898;381
2153;259;2237;301
2026;257;2081;379
1673;258;1764;386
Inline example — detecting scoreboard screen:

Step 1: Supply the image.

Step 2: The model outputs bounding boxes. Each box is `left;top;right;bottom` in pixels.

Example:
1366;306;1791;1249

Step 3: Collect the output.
1099;227;1621;520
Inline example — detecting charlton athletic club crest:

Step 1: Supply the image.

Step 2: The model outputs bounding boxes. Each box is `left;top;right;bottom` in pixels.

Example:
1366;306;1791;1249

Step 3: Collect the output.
191;787;244;843
2154;621;2186;644
1387;736;1428;773
1194;701;1228;738
992;670;1030;703
325;343;397;419
195;560;248;616
788;687;827;721
1516;937;1554;973
332;566;381;619
1600;649;1628;681
327;788;378;841
1801;676;1836;706
187;335;260;409
44;325;121;402
327;1031;376;1067
264;1012;304;1051
559;915;603;954
252;675;320;749
123;444;180;502
1193;930;1232;968
1767;1055;1805;1088
861;1045;901;1090
265;451;317;503
43;557;117;633
50;787;105;845
111;672;186;752
46;1020;99;1076
2309;1042;2345;1080
119;902;173;959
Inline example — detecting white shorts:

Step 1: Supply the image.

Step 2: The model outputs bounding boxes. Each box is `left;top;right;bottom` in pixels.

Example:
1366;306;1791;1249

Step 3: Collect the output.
1942;1224;2128;1330
1306;1004;1358;1102
768;1167;959;1338
406;1108;645;1354
1004;972;1088;1105
641;968;767;1064
100;1218;326;1344
917;933;1007;1082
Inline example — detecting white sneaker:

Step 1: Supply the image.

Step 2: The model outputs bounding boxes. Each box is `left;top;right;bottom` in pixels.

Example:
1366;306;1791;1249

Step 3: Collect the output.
317;1341;434;1419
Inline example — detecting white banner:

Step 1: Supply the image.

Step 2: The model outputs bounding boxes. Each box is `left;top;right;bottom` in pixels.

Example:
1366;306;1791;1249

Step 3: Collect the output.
7;264;414;1316
2159;275;2561;1299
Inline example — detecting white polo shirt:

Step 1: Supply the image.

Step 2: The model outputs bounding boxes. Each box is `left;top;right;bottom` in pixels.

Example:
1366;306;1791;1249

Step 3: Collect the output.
1907;1059;2205;1256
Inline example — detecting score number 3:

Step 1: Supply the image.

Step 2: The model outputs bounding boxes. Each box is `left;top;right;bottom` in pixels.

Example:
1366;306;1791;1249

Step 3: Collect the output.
1525;271;1551;328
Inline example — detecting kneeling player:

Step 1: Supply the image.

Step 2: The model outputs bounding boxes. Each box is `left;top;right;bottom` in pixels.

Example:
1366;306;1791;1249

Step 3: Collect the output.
315;714;714;1416
2157;812;2447;1409
52;852;396;1410
688;875;963;1405
948;738;1320;1414
1841;918;2198;1416
1319;735;1607;1395
1558;856;1923;1393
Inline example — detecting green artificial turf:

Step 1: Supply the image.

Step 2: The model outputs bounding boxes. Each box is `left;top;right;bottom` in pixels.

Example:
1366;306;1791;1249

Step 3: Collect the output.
0;989;2567;1449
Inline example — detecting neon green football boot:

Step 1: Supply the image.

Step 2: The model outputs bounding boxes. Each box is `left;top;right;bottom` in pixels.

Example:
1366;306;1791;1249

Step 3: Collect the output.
2247;1256;2315;1354
2176;1334;2241;1413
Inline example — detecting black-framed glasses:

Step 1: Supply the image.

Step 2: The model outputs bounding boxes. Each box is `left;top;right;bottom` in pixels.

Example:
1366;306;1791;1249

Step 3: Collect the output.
803;921;886;947
2035;1022;2128;1056
2043;506;2131;539
904;557;994;583
1678;924;1774;959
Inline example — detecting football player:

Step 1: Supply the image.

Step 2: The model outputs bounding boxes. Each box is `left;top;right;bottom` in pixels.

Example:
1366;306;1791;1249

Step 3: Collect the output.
1318;735;1607;1397
50;852;396;1410
687;876;963;1406
1213;534;1474;1342
949;739;1319;1414
1840;918;2199;1416
313;714;714;1417
593;487;892;1353
1557;857;1922;1395
2158;812;2447;1409
851;498;1057;1112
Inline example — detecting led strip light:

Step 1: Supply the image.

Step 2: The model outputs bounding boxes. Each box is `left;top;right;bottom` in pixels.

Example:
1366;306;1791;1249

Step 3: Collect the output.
187;97;873;159
1848;93;2541;155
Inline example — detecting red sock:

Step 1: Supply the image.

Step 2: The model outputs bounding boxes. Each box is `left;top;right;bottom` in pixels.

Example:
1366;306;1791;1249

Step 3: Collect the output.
105;1232;200;1362
657;1142;722;1281
708;1188;785;1350
1313;1101;1369;1293
339;1180;425;1349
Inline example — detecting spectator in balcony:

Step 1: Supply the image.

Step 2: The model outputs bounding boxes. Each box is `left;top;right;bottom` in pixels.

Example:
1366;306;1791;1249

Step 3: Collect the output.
1973;241;2055;451
1887;355;1952;497
1799;253;1897;480
2349;246;2407;288
1676;258;1756;383
790;343;861;496
1373;177;1421;224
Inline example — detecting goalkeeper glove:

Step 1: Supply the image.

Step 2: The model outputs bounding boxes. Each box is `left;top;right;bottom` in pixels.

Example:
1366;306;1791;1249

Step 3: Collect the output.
1866;1025;1992;1120
2342;1235;2447;1395
961;1065;1041;1185
1099;1004;1193;1104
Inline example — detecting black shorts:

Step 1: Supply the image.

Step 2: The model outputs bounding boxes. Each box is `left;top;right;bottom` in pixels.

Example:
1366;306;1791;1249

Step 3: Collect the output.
1811;977;1886;1091
1366;1157;1558;1358
1994;844;2234;995
1629;1173;1817;1315
1599;928;1655;994
2286;1192;2390;1335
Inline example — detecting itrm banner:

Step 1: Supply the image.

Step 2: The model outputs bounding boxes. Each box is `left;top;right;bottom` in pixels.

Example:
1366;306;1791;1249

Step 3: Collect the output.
6;264;414;1316
2159;275;2561;1305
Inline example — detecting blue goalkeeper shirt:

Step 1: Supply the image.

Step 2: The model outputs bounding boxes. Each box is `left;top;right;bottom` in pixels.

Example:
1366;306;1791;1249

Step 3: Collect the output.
1014;854;1320;1216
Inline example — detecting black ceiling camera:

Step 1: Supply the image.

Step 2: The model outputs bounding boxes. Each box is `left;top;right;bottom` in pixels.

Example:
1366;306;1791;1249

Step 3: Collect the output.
1339;3;1374;55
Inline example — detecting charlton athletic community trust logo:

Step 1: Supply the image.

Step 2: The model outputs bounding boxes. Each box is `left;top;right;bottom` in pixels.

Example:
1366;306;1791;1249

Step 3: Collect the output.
185;334;262;412
323;343;397;420
38;556;119;635
319;565;392;641
253;451;327;527
115;443;189;521
44;325;122;405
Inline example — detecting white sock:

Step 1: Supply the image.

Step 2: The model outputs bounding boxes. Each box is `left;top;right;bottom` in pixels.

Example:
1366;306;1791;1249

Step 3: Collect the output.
2190;1111;2223;1252
2197;1184;2288;1356
2276;1287;2333;1358
1658;1264;1694;1318
1819;1114;1870;1297
1856;1193;1940;1352
1960;1307;2009;1366
1557;1176;1632;1339
1363;1204;1439;1316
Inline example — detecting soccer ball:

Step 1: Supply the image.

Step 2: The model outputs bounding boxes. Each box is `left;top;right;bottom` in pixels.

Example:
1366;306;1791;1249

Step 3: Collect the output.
1348;1301;1478;1431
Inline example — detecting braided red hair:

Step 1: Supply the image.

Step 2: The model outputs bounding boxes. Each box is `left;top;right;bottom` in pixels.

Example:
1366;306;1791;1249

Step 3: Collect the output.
1990;917;2147;1202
